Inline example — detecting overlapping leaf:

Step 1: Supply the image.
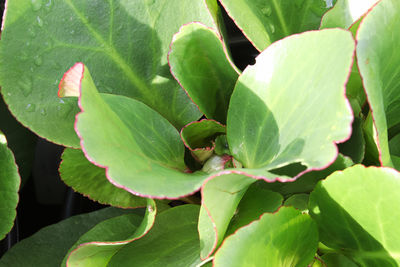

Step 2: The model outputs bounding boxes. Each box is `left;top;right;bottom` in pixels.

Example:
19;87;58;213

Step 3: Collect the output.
59;148;147;208
227;29;354;171
320;0;379;29
213;207;319;267
0;208;139;267
67;63;208;198
219;0;335;51
169;23;239;123
65;199;156;266
309;165;400;265
356;0;400;167
107;205;203;267
0;0;218;147
0;131;20;240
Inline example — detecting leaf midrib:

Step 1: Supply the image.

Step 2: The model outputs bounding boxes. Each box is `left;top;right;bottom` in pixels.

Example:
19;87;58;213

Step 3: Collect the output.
65;0;155;105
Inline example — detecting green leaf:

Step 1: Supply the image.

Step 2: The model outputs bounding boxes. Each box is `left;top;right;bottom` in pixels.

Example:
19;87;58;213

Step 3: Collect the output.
65;199;156;266
284;193;309;212
356;0;400;167
60;148;148;208
0;0;217;147
219;0;335;51
198;169;290;259
0;131;20;240
213;207;319;267
338;117;365;163
0;97;36;186
181;119;226;162
0;207;138;267
107;205;202;267
72;63;207;198
309;165;400;266
169;23;239;123
225;184;283;236
262;154;354;197
227;29;354;170
321;254;358;267
320;0;379;29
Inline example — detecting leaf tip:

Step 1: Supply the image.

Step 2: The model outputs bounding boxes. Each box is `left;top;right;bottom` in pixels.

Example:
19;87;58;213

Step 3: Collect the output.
58;62;84;98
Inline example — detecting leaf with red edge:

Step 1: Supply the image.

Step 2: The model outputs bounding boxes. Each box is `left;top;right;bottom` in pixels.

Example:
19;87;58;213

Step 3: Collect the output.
198;169;292;259
213;207;319;267
181;119;226;162
65;199;157;267
169;23;239;124
356;0;400;167
65;63;208;199
0;0;218;147
219;0;335;51
227;29;354;171
59;148;148;208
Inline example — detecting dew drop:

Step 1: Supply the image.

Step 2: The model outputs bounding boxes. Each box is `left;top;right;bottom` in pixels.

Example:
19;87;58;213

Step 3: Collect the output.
26;103;36;112
325;0;333;8
261;5;272;17
34;55;42;66
19;76;33;97
70;29;75;35
45;0;52;9
36;16;43;27
269;23;275;34
31;0;42;11
147;206;154;213
40;108;47;116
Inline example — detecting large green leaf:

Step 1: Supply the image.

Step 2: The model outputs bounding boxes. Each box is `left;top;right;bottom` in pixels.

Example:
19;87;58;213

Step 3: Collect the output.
219;0;335;51
65;199;156;266
320;0;379;29
169;23;239;123
213;207;319;267
225;184;283;236
198;169;291;259
107;205;203;267
309;165;400;266
0;131;20;240
60;148;147;208
0;0;218;147
70;63;207;198
356;0;400;167
0;207;139;266
321;254;358;267
227;29;354;170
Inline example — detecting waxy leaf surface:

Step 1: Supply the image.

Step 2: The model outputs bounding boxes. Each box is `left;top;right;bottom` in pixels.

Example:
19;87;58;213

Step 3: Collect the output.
65;199;156;266
309;165;400;266
213;207;318;267
227;29;354;170
74;63;207;198
219;0;335;51
0;0;217;147
0;208;138;267
108;205;202;267
60;148;147;208
0;131;20;240
198;169;291;259
356;0;400;167
320;0;379;29
169;23;239;123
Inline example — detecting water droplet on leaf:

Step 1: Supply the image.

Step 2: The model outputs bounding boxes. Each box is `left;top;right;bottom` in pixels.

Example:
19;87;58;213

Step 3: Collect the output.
34;55;42;66
40;108;47;116
19;76;33;97
45;0;52;9
261;6;272;17
26;103;36;112
31;0;42;11
268;23;275;34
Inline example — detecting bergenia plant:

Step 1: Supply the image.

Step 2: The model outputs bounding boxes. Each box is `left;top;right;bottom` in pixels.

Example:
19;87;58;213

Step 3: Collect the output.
0;0;400;266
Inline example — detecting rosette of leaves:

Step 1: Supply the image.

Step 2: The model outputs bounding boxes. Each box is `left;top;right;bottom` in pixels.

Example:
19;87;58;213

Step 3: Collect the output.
1;0;400;266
